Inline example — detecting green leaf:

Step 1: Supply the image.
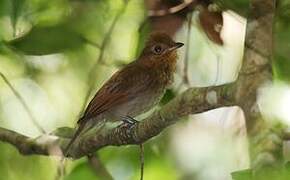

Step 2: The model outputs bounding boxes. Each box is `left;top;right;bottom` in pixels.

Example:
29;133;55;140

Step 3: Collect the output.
7;24;85;55
232;165;290;180
51;127;74;138
273;54;290;82
10;0;26;35
0;0;9;17
231;169;253;180
65;161;101;180
160;89;175;105
285;161;290;177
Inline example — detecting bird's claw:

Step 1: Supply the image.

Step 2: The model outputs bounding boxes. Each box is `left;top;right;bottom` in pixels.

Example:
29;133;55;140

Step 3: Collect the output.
121;116;138;125
119;116;138;135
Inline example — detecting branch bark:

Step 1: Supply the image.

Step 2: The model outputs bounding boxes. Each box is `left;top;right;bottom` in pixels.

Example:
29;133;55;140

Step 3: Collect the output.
232;0;280;169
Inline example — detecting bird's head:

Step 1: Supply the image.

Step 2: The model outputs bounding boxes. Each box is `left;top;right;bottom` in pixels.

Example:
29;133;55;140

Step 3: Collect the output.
138;32;184;68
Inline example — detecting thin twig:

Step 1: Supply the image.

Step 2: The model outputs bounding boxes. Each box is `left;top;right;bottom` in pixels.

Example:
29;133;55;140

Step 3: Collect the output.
54;158;66;180
0;72;46;133
139;143;144;180
183;12;193;86
213;54;221;85
87;154;113;180
83;38;101;49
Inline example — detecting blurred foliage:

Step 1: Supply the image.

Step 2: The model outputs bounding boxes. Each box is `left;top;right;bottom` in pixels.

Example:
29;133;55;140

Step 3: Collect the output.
0;0;290;179
214;0;249;15
65;161;101;180
232;163;290;180
213;0;290;83
7;24;85;55
0;143;55;180
97;132;178;180
0;0;149;179
231;169;252;180
273;13;290;83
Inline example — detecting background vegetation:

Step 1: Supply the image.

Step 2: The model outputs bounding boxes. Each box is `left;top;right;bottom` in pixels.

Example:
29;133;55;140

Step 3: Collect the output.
0;0;290;179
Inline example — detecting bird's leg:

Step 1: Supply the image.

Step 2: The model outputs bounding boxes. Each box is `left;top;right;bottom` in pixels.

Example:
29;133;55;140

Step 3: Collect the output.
120;116;143;180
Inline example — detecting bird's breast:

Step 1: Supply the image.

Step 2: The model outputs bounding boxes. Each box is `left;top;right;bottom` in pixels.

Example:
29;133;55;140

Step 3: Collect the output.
108;87;166;121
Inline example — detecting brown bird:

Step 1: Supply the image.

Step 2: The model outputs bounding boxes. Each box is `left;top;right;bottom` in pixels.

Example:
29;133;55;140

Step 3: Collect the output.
64;32;184;156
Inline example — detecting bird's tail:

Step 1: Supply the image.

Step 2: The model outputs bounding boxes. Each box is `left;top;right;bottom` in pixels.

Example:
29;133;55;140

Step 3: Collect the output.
63;121;86;157
63;119;106;157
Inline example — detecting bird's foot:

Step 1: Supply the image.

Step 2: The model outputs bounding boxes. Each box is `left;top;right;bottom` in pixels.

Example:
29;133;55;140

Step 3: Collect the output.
121;116;138;125
119;116;139;135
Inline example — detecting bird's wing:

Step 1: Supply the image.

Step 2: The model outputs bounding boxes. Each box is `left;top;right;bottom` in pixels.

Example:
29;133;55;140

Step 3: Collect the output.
78;64;151;123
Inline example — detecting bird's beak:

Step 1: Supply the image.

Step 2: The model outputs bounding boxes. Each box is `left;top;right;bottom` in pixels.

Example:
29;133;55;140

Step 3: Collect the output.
168;42;184;52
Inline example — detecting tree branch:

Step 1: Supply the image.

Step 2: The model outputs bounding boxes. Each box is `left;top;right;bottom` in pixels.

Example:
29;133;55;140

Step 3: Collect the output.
182;12;193;86
232;0;280;169
0;127;49;155
0;85;235;159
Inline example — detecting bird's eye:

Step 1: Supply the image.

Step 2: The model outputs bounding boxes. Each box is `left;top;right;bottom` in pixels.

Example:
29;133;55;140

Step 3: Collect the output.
152;45;163;55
